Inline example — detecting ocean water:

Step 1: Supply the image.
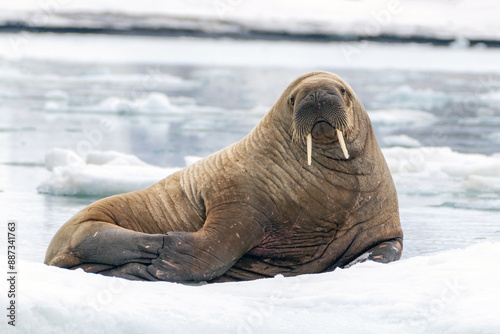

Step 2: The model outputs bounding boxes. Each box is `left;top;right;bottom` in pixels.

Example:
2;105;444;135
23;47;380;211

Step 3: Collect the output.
0;34;499;333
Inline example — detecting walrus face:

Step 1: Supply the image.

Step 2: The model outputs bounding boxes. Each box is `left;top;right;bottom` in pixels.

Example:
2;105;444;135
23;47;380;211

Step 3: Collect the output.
289;78;353;164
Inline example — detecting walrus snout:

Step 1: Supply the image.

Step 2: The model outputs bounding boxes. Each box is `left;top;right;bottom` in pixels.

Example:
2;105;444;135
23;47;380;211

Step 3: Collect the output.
292;87;351;165
291;87;350;139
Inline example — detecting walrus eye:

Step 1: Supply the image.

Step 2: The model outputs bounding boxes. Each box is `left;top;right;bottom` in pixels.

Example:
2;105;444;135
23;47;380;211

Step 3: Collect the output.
340;88;346;95
290;97;295;107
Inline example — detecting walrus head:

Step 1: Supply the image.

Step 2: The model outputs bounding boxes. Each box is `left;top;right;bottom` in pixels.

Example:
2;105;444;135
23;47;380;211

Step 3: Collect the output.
287;72;357;165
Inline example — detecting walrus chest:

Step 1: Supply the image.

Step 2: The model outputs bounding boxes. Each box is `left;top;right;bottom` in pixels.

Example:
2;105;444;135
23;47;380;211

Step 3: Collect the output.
247;210;349;262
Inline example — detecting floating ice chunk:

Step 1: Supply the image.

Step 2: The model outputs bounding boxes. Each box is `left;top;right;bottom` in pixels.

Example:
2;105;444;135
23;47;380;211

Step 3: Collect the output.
489;132;500;142
97;92;180;114
86;151;150;166
44;89;70;100
368;109;437;127
131;92;175;111
383;146;500;195
37;164;179;197
44;148;85;171
449;35;471;49
43;90;70;110
38;148;181;197
382;134;421;148
463;175;500;193
184;155;203;166
484;90;500;102
377;85;450;110
43;100;67;110
43;92;185;114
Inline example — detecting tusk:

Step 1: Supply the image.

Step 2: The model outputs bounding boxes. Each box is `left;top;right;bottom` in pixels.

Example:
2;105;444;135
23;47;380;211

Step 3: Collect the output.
336;129;349;159
307;133;312;165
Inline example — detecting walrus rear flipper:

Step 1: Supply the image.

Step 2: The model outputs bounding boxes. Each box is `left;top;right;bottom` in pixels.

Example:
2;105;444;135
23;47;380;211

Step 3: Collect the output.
342;238;403;268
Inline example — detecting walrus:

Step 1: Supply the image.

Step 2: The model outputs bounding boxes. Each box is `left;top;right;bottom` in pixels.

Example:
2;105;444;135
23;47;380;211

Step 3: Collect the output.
45;71;403;282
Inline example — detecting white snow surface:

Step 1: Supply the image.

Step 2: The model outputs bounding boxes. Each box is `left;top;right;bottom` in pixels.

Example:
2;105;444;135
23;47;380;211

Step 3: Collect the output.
1;0;500;42
2;242;499;334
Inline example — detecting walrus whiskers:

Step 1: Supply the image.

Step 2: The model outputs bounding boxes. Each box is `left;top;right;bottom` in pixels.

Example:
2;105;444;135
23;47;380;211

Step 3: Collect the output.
336;129;349;159
307;133;312;165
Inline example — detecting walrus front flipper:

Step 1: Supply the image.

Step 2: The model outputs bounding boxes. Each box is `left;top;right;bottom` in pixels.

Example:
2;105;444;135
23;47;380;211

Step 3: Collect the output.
70;263;159;281
147;204;266;283
72;227;165;266
100;263;160;281
45;223;165;270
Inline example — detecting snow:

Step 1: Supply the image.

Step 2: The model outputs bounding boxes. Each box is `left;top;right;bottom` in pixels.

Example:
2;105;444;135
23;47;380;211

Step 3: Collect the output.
1;0;500;42
2;242;499;334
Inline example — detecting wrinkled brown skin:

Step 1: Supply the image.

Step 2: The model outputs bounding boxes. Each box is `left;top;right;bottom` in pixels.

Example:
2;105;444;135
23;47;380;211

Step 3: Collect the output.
45;72;403;283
